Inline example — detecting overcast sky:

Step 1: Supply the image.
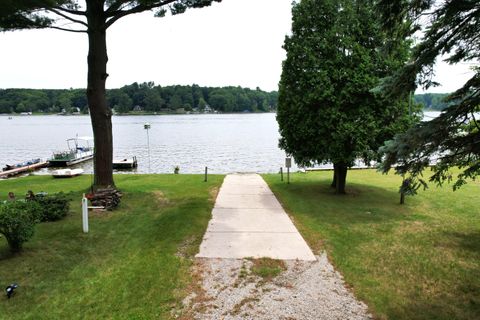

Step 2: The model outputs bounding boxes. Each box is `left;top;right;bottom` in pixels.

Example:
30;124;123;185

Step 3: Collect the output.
0;0;474;93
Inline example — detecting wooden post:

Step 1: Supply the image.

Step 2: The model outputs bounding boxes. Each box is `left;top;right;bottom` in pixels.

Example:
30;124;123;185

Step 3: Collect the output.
280;167;283;182
204;166;208;182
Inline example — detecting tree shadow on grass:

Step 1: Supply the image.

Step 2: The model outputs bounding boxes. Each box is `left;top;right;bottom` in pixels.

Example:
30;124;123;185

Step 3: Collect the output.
440;230;480;253
272;177;421;227
269;177;480;320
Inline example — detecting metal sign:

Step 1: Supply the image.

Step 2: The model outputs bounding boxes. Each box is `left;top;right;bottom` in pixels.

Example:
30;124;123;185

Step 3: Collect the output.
285;157;292;168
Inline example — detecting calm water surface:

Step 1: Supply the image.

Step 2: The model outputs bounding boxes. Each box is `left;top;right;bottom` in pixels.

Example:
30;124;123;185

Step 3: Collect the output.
0;113;294;174
0;111;443;175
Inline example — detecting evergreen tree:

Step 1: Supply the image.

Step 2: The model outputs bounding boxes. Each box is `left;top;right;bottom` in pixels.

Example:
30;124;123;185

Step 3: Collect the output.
378;0;480;191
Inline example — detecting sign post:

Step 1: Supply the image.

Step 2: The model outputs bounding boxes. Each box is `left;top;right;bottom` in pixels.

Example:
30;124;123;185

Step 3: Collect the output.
285;157;291;184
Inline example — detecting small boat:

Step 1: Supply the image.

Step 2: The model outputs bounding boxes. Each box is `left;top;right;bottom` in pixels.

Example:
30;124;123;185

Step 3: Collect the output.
49;136;94;167
113;156;138;169
52;168;84;178
0;159;48;179
3;158;42;172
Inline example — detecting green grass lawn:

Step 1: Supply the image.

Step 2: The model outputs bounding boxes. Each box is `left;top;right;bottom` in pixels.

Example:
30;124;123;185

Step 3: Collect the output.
263;170;480;320
0;174;223;319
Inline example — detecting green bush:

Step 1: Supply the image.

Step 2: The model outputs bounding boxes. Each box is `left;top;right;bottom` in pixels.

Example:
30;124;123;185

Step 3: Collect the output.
35;193;70;222
0;201;40;252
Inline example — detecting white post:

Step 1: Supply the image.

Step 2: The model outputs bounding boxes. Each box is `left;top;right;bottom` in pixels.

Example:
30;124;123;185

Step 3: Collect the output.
82;194;89;233
144;123;151;173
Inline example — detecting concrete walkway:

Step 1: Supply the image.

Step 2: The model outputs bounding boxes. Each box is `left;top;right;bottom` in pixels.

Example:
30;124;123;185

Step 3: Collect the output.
196;174;316;261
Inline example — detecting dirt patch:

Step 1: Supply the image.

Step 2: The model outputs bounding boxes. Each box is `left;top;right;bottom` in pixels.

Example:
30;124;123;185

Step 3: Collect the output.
152;190;170;206
175;235;199;259
182;253;372;320
208;186;220;203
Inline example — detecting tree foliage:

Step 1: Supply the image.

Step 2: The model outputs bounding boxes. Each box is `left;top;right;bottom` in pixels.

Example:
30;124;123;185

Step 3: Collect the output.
378;0;480;191
277;0;415;194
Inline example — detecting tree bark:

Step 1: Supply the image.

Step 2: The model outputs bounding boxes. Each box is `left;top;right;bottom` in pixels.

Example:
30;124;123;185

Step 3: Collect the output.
333;162;347;194
86;0;114;189
331;165;337;188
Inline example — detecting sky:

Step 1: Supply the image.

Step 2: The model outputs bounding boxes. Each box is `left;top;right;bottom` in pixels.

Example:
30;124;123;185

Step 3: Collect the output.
0;0;475;93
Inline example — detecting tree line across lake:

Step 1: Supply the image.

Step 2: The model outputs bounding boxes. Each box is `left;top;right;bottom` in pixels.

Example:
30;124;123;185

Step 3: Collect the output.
414;93;451;111
0;82;278;114
1;84;449;115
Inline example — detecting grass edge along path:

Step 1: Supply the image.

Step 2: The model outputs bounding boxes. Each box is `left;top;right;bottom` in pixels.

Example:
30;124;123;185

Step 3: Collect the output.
263;170;480;320
0;174;224;319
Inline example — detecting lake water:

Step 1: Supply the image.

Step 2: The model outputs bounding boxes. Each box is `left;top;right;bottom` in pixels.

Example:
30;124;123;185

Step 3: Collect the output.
0;111;442;175
0;113;294;174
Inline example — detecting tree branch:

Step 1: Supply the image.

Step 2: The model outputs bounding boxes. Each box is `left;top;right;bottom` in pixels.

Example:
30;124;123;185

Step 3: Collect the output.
52;6;86;16
49;26;87;33
105;0;177;29
105;0;131;15
49;8;88;27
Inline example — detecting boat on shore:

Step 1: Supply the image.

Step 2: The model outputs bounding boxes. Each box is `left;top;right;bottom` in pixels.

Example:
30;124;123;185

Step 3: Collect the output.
113;156;138;169
49;137;94;167
52;168;84;178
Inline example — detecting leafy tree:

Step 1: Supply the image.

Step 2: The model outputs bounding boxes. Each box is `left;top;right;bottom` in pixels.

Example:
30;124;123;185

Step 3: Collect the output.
277;0;414;194
0;0;221;189
378;0;480;192
168;93;183;109
56;91;74;111
198;96;207;110
144;89;164;111
107;89;132;113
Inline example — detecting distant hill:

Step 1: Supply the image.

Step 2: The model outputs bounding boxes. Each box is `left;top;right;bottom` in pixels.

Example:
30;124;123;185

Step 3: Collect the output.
414;93;451;111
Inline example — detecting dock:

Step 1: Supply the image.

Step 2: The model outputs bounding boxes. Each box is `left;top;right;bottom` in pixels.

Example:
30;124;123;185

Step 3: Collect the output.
0;161;48;179
113;156;137;169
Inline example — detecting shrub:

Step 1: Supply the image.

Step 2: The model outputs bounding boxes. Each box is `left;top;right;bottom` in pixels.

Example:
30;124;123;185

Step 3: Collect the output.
0;201;40;252
35;193;70;222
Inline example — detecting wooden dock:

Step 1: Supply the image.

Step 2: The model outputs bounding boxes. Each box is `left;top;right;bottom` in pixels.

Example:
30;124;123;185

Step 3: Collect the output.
113;156;138;169
0;161;48;179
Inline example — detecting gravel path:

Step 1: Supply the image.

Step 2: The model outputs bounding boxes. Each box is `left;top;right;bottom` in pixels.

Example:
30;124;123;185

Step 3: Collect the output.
182;253;372;320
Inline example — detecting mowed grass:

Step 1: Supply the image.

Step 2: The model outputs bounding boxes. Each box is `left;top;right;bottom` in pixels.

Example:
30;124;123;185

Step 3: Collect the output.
263;170;480;320
0;174;223;319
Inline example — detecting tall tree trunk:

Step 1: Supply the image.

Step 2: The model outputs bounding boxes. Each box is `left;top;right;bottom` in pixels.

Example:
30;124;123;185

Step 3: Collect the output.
331;165;337;188
333;162;347;194
86;1;114;189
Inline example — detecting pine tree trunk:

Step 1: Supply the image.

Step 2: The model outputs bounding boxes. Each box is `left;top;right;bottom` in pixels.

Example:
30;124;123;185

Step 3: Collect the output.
86;1;115;189
334;162;347;194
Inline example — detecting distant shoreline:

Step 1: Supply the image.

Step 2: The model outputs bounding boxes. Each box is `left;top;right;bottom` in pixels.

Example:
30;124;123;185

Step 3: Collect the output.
0;111;277;117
